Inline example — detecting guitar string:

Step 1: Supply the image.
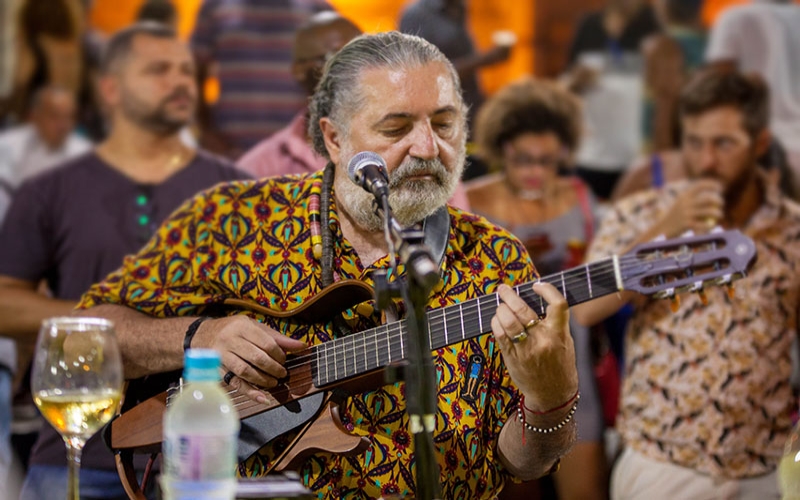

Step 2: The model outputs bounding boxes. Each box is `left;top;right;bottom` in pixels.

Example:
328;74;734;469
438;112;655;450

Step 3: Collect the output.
223;249;730;399
221;253;732;409
273;247;727;375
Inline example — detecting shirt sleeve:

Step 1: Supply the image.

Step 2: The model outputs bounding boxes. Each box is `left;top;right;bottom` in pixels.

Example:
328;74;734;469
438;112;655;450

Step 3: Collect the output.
0;179;54;282
705;8;743;63
77;187;222;317
585;198;640;263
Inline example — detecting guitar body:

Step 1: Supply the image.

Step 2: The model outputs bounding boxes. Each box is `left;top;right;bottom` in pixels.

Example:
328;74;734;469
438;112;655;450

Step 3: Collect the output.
112;279;375;499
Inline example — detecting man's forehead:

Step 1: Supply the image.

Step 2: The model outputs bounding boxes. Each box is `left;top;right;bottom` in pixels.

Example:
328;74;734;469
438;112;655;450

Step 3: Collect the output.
355;62;462;118
683;106;749;134
129;34;189;63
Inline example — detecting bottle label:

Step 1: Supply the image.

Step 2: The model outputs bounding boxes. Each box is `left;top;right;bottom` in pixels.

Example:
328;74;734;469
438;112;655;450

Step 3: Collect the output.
164;433;237;480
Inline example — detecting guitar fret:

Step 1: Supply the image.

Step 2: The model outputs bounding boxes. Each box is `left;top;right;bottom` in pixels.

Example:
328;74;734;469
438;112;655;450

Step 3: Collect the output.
587;266;593;299
333;339;340;381
399;322;404;359
386;326;392;364
442;311;450;345
314;345;321;386
561;271;566;296
458;303;465;343
362;332;368;373
477;298;483;332
373;329;379;370
325;342;333;386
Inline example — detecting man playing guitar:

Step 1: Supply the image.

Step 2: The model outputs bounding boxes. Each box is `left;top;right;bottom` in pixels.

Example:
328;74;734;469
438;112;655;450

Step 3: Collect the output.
77;32;579;498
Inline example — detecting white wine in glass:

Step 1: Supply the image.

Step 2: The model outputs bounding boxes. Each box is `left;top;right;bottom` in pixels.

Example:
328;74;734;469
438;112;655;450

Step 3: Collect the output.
32;317;123;500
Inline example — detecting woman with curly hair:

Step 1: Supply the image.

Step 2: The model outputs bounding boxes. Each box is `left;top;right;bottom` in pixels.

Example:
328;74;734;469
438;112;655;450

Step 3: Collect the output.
468;78;608;500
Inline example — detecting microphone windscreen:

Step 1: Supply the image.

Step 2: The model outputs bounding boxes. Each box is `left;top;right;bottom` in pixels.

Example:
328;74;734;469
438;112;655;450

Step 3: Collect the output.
347;151;387;183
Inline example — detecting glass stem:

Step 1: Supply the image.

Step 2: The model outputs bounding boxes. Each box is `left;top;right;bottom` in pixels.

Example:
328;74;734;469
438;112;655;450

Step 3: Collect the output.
64;437;85;500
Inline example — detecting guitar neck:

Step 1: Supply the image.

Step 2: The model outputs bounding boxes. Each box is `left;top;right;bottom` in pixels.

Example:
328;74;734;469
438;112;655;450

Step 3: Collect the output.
312;257;620;387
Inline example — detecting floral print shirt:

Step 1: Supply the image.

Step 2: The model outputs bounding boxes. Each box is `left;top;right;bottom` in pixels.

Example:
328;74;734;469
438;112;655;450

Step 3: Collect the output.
78;171;536;498
587;178;800;478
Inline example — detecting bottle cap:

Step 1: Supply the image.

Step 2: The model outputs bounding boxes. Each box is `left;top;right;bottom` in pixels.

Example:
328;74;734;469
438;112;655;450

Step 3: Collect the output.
184;348;221;382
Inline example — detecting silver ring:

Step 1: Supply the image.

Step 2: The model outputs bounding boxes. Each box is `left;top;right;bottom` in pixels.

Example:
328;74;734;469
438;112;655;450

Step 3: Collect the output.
511;330;528;344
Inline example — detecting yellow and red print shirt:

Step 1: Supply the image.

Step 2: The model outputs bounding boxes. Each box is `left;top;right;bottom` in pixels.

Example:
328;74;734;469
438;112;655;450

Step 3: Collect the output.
587;178;800;478
79;171;536;499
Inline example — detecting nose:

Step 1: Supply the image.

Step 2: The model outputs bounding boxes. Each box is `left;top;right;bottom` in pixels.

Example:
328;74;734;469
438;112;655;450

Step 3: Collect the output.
407;122;439;160
697;145;719;175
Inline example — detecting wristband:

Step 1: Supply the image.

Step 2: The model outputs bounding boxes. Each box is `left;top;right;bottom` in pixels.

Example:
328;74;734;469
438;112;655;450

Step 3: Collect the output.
184;317;212;352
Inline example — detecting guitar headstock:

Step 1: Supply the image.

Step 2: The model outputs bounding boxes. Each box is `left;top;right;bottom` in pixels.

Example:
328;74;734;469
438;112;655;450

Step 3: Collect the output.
619;229;757;298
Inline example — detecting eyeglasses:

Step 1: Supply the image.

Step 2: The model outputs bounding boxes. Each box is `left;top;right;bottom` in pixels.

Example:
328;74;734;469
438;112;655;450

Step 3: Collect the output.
506;154;563;169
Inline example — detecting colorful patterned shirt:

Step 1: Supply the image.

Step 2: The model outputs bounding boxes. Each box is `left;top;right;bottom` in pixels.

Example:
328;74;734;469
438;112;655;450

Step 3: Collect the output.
586;178;800;478
78;171;535;498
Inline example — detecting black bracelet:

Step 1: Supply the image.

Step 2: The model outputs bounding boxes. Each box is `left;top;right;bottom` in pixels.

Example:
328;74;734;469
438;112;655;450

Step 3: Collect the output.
184;317;212;352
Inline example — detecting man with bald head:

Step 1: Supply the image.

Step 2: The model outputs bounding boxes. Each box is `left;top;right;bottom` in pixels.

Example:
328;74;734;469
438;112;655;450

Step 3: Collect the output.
0;86;91;196
238;11;361;178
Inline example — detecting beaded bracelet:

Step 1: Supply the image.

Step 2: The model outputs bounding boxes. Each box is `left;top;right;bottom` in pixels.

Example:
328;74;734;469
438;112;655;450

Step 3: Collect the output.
518;393;580;444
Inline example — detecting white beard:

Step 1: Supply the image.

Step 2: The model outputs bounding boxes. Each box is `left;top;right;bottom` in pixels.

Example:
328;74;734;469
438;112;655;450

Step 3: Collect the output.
335;150;464;232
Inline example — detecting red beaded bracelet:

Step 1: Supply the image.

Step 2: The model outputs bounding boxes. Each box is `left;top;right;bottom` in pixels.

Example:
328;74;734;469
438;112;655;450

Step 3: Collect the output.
518;391;580;445
521;389;580;416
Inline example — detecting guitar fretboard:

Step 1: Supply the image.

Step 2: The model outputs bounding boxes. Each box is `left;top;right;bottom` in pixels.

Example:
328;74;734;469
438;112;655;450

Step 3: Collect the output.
312;258;619;387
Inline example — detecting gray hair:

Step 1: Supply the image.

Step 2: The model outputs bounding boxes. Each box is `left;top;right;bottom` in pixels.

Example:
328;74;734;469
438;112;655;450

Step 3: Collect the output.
308;31;464;159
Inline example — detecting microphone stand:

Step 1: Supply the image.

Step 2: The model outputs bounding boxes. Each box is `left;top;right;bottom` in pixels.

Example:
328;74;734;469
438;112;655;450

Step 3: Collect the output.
372;195;442;500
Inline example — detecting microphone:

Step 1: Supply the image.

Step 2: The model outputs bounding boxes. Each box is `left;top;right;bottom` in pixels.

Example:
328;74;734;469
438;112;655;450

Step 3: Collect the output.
347;151;389;199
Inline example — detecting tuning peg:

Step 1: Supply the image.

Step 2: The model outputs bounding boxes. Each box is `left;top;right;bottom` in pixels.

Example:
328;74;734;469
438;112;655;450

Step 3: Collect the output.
670;295;681;313
680;230;695;238
715;273;732;286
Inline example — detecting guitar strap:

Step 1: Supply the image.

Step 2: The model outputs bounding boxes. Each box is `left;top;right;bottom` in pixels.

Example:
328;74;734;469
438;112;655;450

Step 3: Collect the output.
421;205;450;273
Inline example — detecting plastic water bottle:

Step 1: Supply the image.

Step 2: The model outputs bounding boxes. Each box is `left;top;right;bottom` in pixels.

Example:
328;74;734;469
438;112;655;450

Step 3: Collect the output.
780;420;800;499
162;349;240;500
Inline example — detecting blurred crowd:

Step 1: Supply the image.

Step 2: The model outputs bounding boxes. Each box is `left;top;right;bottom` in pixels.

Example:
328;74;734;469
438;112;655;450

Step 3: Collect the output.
0;0;799;499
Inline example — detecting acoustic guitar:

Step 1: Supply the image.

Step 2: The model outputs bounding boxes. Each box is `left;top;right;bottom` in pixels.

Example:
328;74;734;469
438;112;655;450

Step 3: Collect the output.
109;229;756;499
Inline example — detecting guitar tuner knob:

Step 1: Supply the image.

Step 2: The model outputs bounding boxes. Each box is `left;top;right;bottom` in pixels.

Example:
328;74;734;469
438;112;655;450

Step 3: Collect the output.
715;274;733;285
697;289;709;306
654;287;676;300
680;230;695;238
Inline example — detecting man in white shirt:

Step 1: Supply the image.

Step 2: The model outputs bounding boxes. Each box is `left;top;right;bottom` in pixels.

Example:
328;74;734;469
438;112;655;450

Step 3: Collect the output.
0;86;92;193
706;0;800;183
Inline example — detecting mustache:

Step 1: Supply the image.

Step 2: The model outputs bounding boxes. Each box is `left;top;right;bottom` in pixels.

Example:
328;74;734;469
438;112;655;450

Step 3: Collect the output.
160;87;194;106
389;157;448;187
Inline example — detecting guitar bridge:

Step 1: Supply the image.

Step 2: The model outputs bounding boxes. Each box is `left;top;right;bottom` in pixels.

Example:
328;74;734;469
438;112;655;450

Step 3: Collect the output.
165;377;185;407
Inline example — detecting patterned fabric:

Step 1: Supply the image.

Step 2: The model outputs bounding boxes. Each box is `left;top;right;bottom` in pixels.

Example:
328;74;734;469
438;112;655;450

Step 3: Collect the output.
78;171;535;499
586;177;800;479
191;0;329;152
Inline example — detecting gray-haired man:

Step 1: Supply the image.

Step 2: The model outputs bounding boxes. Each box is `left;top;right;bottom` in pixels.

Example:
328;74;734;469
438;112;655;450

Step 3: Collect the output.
78;32;578;498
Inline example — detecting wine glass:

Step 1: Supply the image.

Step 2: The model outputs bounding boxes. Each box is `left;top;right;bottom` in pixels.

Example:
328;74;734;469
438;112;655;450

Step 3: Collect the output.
31;317;123;500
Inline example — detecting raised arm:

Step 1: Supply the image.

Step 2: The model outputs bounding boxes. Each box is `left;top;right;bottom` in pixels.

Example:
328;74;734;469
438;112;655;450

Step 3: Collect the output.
492;282;578;479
